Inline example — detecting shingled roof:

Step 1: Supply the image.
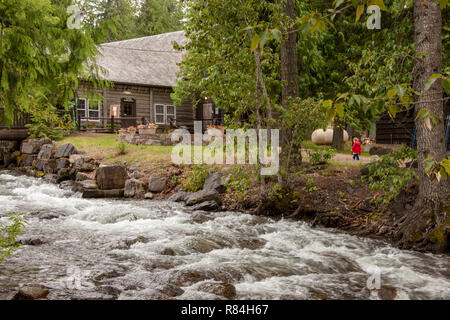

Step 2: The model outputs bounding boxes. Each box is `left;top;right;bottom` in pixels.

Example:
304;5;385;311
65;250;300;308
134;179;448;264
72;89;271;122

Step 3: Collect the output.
97;31;187;88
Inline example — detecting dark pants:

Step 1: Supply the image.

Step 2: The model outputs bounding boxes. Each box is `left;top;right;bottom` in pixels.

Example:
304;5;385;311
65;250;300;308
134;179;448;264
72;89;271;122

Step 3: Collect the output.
353;153;360;161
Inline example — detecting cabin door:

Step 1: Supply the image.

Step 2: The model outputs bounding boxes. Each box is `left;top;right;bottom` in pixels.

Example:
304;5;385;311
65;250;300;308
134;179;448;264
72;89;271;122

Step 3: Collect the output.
120;98;136;128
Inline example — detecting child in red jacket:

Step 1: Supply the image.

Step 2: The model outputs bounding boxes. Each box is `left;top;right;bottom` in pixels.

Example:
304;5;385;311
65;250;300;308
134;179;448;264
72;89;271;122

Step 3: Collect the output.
351;137;362;161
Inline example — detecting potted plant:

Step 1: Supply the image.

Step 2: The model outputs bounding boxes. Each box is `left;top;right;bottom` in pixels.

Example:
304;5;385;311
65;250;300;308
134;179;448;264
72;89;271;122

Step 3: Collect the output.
139;123;158;135
207;124;224;136
128;126;137;133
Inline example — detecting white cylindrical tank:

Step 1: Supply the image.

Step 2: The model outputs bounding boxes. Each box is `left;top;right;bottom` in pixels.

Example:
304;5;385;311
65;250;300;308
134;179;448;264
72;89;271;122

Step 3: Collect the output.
311;127;349;145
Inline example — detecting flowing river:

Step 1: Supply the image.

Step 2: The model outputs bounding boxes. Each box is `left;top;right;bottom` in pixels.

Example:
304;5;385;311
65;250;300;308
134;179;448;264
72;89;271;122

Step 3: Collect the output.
0;171;449;300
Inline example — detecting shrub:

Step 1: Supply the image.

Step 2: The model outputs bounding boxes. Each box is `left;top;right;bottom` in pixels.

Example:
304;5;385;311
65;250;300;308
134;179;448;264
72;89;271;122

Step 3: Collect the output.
182;165;209;192
116;141;127;155
1;213;26;262
307;148;336;165
225;166;252;202
362;145;418;206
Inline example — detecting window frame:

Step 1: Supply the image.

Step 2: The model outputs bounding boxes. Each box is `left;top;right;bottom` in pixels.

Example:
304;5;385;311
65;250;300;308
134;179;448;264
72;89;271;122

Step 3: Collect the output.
154;104;176;125
76;96;101;122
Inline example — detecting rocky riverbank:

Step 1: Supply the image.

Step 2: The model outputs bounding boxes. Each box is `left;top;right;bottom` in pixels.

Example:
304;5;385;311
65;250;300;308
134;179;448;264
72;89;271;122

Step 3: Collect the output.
0;137;447;255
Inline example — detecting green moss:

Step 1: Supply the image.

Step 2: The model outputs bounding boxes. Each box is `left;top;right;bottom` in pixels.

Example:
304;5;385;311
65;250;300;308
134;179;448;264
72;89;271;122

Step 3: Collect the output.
408;231;423;241
429;226;446;244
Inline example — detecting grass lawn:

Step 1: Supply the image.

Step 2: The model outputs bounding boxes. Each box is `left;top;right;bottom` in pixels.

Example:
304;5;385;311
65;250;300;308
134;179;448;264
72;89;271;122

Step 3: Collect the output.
58;132;174;173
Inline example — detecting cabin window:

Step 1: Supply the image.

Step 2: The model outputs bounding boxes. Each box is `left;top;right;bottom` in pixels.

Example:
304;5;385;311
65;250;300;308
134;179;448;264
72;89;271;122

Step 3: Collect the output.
77;99;86;118
77;97;101;121
155;104;165;124
88;100;100;120
166;105;176;124
155;104;176;125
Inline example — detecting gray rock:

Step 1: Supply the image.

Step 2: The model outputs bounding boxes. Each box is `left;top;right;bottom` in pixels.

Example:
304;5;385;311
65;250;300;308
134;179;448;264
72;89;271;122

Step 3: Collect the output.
37;143;55;160
56;168;73;183
124;179;146;198
20;139;52;154
43;174;57;184
369;146;392;156
34;159;47;172
56;158;70;170
148;176;166;193
95;165;128;190
145;192;154;199
361;164;371;176
13;285;49;300
80;180;98;190
43;160;57;174
76;172;91;182
168;191;188;202
197;282;236;300
130;171;141;179
54;143;77;158
59;180;84;193
82;189;124;199
190;201;219;211
203;172;226;193
161;248;176;256
186;189;221;206
18;238;46;246
128;165;139;173
69;154;82;164
21;154;37;167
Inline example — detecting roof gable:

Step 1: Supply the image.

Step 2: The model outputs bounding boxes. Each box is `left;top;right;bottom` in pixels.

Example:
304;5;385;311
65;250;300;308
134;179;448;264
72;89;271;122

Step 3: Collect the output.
97;31;187;88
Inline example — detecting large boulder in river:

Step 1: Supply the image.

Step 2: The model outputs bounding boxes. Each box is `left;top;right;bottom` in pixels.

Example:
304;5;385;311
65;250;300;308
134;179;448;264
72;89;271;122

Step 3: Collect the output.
13;285;49;300
124;179;146;198
168;191;188;202
95;165;128;190
82;189;124;199
197;282;236;300
148;176;166;193
203;172;226;193
54;143;77;158
185;189;222;206
190;200;219;212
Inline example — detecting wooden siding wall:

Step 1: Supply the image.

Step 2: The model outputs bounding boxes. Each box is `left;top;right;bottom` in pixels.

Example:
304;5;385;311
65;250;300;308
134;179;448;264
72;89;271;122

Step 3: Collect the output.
376;109;415;145
77;82;194;129
376;102;450;150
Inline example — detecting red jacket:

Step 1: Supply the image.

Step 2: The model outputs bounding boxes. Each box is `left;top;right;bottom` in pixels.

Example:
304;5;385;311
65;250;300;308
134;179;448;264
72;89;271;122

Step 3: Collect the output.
352;141;362;154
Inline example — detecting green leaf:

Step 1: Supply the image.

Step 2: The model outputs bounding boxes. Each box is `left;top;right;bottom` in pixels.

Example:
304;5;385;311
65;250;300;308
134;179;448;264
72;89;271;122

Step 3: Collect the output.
442;79;450;94
368;0;388;11
424;74;441;92
250;34;260;52
388;104;398;118
335;103;344;118
415;109;429;121
439;0;449;10
271;29;282;41
387;89;397;99
355;4;365;22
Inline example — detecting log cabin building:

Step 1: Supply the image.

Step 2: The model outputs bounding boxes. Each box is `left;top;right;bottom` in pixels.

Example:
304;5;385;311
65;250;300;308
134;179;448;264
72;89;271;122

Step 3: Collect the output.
75;30;223;132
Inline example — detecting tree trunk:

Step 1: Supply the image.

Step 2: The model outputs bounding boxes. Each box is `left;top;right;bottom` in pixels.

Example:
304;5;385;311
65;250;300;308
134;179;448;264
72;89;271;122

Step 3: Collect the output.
280;0;299;106
398;0;449;253
279;0;300;186
332;125;344;151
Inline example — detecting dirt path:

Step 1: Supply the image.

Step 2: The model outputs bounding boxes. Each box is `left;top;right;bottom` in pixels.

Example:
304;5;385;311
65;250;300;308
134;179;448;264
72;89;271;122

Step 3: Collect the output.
332;153;373;164
301;150;374;164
